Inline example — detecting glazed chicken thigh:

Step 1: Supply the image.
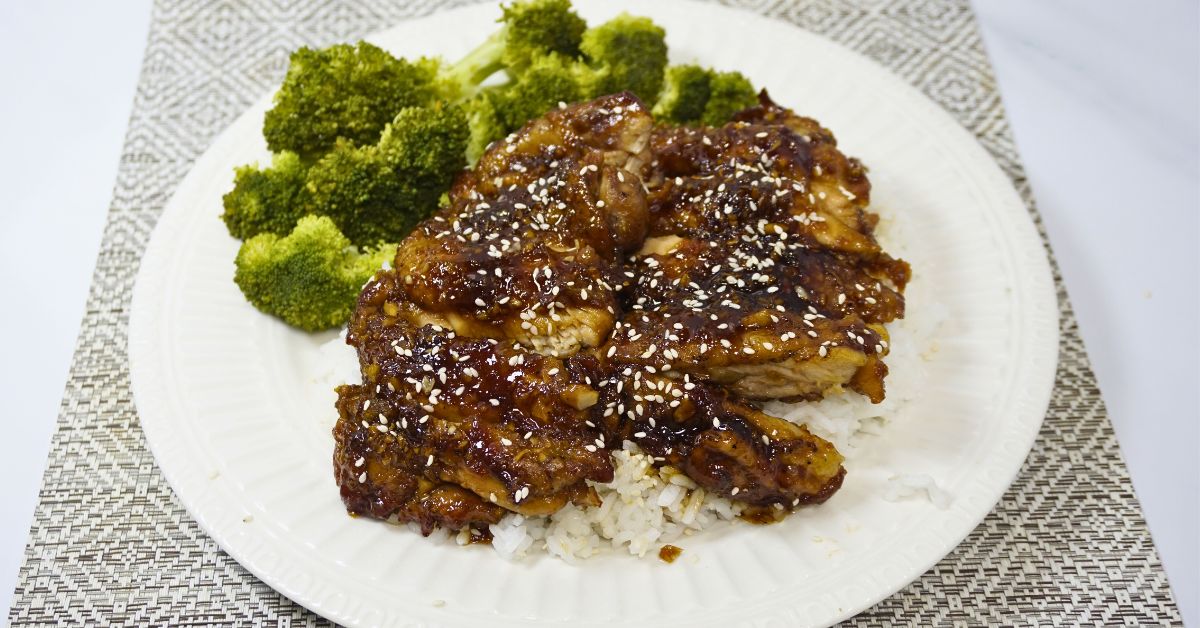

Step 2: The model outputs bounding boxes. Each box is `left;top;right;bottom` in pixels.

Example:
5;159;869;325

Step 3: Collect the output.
334;91;904;534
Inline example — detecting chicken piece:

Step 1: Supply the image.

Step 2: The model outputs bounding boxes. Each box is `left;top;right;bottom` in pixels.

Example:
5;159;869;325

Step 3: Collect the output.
334;270;614;528
643;91;908;289
334;94;657;532
609;235;896;401
332;92;874;534
616;91;909;402
594;366;845;509
464;91;653;197
334;383;506;534
389;93;653;356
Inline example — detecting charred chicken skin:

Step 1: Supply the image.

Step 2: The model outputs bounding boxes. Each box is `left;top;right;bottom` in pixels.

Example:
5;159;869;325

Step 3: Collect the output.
334;91;904;534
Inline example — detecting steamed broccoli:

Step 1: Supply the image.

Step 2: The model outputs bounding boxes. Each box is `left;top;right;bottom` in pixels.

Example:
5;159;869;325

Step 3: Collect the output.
304;103;468;245
702;70;758;126
652;65;712;125
652;65;758;126
221;151;310;240
455;9;668;158
229;0;592;243
463;53;584;160
263;43;449;160
576;14;668;103
446;0;587;92
233;215;395;331
225;0;696;332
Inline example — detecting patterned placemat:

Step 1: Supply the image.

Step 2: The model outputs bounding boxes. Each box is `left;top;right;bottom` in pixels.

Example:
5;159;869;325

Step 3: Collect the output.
7;0;1182;625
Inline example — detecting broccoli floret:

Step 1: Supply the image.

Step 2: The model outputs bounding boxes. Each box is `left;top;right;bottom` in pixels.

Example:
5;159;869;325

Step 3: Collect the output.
651;65;758;126
304;103;468;246
233;215;395;331
220;151;311;240
652;65;712;125
494;53;582;128
443;0;587;95
263;43;449;160
500;0;587;72
461;52;584;161
701;71;758;126
576;14;667;103
462;94;508;164
456;11;668;158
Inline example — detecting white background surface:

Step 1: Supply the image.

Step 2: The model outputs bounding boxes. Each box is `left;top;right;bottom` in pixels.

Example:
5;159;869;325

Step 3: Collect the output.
0;0;1195;624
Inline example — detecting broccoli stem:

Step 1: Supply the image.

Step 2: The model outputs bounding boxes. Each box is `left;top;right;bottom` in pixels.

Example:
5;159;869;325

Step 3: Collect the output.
443;31;506;98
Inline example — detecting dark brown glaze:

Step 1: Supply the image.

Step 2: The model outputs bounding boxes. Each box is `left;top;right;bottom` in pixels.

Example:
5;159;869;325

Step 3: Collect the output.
339;270;614;523
615;90;910;402
389;93;653;355
644;90;907;288
462;91;653;200
333;95;653;531
334;383;505;534
605;233;897;401
330;92;912;535
593;367;845;507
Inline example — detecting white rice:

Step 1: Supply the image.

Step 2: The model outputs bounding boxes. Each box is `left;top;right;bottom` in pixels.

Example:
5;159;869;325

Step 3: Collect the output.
883;473;953;509
315;212;951;562
475;443;744;561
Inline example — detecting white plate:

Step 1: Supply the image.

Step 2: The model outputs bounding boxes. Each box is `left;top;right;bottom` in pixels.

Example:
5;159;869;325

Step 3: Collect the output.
128;1;1059;626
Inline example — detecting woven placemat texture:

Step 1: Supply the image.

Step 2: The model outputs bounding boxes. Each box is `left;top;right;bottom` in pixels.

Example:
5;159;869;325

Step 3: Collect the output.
8;0;1182;625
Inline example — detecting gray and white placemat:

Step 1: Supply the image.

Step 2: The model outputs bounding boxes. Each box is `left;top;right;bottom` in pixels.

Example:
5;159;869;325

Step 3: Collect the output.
7;0;1182;625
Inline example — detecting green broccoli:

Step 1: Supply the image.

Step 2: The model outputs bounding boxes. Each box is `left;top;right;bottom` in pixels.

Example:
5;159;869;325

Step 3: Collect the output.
576;14;668;103
462;95;508;165
444;0;588;94
263;42;449;160
462;53;585;159
225;0;701;332
652;65;712;125
702;70;758;126
304;103;469;246
651;65;758;126
234;215;395;331
228;1;591;243
220;151;311;240
454;10;668;158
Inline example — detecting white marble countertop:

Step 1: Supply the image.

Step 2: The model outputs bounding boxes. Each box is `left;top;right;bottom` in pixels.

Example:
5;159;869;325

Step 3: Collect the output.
0;0;1195;623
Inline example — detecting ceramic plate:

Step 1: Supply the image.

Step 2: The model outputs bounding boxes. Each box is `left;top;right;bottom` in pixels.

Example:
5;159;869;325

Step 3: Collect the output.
128;1;1059;625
